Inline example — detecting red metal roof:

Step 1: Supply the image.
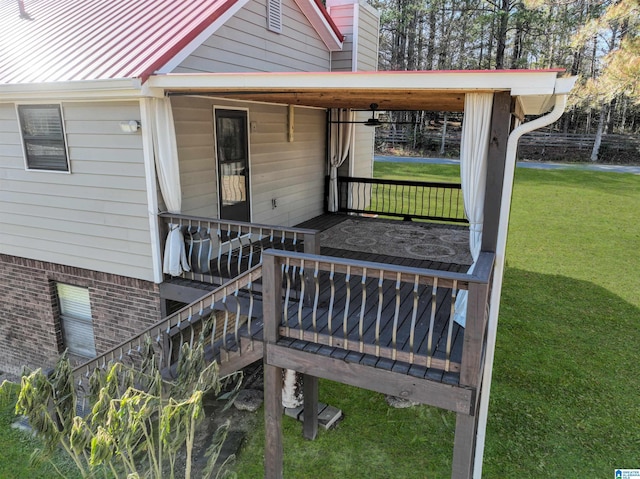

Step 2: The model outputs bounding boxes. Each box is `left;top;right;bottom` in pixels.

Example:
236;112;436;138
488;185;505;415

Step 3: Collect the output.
0;0;343;84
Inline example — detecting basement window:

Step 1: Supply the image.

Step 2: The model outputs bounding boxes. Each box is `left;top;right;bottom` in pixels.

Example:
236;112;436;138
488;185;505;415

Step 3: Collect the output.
56;283;96;358
17;104;70;172
267;0;282;33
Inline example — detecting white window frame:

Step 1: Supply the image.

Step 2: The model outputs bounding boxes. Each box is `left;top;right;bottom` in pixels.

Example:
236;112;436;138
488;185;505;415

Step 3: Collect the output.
56;283;96;358
16;103;71;173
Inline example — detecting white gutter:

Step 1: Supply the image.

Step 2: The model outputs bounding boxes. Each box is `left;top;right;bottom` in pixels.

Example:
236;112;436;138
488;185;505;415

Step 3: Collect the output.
0;77;165;102
473;76;577;478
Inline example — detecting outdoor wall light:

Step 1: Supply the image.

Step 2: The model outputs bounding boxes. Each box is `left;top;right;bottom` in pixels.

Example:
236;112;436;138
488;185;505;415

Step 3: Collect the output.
119;120;141;133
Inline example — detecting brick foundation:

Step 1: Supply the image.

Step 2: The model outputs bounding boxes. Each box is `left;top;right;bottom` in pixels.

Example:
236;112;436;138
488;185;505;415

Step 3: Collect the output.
0;254;161;376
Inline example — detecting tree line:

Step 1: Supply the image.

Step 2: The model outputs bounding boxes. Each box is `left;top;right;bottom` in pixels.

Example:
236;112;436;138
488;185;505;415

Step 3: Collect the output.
370;0;639;161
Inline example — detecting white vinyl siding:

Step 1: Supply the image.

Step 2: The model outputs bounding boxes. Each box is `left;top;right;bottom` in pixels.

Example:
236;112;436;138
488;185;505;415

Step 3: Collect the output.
328;3;355;72
17;104;70;172
57;283;96;358
172;96;326;226
0;101;155;281
174;0;330;73
355;3;379;72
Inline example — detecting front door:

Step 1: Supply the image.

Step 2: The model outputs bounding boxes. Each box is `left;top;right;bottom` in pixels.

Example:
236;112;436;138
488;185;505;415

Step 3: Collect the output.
215;109;250;222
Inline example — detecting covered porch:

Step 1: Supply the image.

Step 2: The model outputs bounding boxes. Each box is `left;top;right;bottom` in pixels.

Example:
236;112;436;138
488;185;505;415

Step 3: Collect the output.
75;70;575;478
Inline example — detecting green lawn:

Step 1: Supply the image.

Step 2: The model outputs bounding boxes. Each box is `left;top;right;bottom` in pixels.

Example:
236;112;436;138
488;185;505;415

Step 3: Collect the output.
233;163;640;477
0;382;80;479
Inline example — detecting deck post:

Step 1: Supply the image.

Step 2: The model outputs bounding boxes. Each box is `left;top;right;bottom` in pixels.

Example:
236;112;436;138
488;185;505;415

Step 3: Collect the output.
482;91;512;253
263;253;284;479
452;412;478;479
302;374;319;440
303;231;321;306
460;281;491;389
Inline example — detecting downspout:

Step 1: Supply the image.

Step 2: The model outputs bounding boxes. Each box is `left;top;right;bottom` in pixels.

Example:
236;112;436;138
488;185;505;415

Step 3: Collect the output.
473;77;576;479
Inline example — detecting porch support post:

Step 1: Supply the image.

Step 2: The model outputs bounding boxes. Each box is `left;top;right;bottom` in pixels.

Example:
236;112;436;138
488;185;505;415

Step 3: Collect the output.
452;413;478;479
263;253;284;479
482;91;512;253
302;374;319;440
301;231;320;439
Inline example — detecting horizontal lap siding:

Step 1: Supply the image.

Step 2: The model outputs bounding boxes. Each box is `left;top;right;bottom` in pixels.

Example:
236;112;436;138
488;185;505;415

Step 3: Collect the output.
0;101;154;281
250;105;325;225
171;96;218;217
174;0;330;73
172;96;326;227
328;4;354;72
356;4;379;72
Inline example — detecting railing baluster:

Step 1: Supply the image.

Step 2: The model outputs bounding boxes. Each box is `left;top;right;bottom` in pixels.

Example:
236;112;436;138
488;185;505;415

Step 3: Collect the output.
391;272;401;360
283;259;291;333
426;278;438;368
234;288;242;354
445;280;458;372
375;270;383;357
342;265;352;349
358;267;367;353
312;261;319;343
327;264;335;347
408;275;419;364
297;259;305;340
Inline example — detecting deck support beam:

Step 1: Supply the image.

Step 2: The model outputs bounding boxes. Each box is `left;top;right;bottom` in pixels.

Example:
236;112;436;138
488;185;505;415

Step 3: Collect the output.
265;343;475;415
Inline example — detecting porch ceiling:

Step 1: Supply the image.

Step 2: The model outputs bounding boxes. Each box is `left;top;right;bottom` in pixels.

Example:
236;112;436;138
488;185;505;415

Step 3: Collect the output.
168;88;468;111
150;69;569;114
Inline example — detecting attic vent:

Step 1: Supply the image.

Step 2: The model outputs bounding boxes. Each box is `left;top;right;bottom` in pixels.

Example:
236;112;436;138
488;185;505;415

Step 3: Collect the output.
267;0;282;33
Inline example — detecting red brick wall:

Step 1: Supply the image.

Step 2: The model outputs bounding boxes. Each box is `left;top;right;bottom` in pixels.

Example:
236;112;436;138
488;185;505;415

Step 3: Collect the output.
0;254;161;375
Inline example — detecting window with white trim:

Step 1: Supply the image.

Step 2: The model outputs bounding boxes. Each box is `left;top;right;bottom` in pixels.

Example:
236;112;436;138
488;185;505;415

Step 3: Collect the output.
56;283;96;358
17;104;70;172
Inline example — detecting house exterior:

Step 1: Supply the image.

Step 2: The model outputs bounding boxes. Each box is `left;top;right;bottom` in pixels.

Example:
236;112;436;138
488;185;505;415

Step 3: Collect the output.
0;0;378;374
0;1;578;477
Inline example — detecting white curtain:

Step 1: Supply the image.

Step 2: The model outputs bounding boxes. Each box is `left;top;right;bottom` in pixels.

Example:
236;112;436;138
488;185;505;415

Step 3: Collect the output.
328;109;355;212
454;93;494;327
149;97;190;277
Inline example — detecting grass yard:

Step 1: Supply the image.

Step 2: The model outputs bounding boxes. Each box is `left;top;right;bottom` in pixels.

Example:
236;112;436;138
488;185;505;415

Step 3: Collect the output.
0;381;81;479
232;163;640;477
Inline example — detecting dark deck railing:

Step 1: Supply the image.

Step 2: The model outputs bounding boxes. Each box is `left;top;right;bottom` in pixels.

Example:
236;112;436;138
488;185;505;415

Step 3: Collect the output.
329;175;467;224
73;265;264;409
159;212;319;284
262;250;494;382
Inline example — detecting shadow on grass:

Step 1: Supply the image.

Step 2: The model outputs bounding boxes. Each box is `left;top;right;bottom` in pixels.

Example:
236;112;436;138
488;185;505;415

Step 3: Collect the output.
485;268;640;477
234;267;639;478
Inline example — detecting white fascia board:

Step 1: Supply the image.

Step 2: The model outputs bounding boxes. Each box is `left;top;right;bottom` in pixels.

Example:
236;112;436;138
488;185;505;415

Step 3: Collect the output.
156;0;252;74
0;78;158;102
292;0;343;51
149;70;562;94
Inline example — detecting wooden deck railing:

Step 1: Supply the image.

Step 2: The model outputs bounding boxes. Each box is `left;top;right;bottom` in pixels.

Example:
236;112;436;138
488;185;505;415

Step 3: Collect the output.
262;250;493;384
330;176;468;224
72;265;263;409
159;212;319;284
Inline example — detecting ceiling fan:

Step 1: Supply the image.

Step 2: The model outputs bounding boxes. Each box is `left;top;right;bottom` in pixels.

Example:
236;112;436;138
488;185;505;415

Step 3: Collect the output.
328;103;414;127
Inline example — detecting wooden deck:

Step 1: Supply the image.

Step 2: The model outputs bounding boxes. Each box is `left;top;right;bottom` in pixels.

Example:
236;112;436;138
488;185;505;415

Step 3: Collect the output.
161;213;473;386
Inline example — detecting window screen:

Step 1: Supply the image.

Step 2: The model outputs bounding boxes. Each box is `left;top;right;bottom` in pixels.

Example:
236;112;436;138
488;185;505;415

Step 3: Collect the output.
57;283;96;358
18;104;69;171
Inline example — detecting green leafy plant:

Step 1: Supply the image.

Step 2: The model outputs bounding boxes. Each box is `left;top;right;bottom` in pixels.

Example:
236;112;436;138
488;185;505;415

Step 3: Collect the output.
3;338;240;479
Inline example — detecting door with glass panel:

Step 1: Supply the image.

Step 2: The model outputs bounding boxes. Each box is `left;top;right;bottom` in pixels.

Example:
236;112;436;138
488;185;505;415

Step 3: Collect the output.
215;109;250;222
